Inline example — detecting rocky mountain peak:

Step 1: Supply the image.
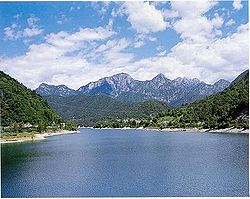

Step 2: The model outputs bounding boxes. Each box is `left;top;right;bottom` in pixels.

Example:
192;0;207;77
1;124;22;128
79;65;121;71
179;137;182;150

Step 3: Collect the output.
213;79;230;88
36;83;76;96
151;73;170;87
173;77;201;85
152;73;168;81
39;83;50;88
110;72;133;79
109;73;134;84
36;72;232;106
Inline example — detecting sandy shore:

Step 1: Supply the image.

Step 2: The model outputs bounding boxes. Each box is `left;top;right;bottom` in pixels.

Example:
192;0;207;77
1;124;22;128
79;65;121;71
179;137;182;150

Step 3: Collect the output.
0;130;79;144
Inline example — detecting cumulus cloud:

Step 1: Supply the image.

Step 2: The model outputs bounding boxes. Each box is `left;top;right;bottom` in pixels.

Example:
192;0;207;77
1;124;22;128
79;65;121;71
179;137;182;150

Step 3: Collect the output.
123;2;167;33
233;0;243;10
117;2;248;84
162;9;179;19
1;2;248;90
0;26;119;89
124;22;248;84
45;27;114;52
170;1;222;43
171;1;217;18
86;38;134;66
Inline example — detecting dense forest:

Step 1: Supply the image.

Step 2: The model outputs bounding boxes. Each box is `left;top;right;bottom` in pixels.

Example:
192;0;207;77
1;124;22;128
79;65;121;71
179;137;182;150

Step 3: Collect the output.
0;71;76;134
94;70;249;130
44;94;169;126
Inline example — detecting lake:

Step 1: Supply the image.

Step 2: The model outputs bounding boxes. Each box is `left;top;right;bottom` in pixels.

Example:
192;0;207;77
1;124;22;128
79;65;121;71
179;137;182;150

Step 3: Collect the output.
1;128;249;197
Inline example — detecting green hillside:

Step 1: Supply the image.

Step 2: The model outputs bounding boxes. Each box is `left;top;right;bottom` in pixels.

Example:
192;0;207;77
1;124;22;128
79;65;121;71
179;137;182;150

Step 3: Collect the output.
0;71;62;127
95;70;249;130
44;94;169;126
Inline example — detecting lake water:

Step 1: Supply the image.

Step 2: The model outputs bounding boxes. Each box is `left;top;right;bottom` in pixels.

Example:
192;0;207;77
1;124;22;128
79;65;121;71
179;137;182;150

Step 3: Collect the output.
1;128;249;197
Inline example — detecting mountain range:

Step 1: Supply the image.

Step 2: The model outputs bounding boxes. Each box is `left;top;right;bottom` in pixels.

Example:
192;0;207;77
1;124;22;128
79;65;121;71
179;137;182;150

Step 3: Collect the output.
1;69;248;129
94;70;249;130
36;73;230;106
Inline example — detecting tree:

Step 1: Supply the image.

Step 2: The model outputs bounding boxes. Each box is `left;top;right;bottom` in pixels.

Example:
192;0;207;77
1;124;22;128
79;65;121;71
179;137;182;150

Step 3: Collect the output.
37;121;47;133
65;121;77;131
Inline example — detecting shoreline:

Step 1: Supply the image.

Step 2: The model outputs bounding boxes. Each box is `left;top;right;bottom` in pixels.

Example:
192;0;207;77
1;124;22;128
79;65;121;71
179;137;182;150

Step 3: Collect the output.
0;130;79;144
145;127;249;134
92;126;249;134
1;127;247;144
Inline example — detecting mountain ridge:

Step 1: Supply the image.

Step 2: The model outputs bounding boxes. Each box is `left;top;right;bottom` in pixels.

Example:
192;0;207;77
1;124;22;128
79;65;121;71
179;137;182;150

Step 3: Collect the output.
94;70;249;129
36;73;231;106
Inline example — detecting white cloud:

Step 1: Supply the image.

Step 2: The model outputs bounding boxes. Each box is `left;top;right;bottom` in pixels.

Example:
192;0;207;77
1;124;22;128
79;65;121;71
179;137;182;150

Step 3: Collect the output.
1;2;248;90
157;50;167;57
171;1;217;18
211;13;224;28
4;25;43;40
170;1;222;44
156;46;164;51
0;26;119;89
134;41;144;48
23;27;43;37
225;19;236;26
148;36;157;42
56;14;68;25
123;22;248;84
14;14;21;19
233;0;243;10
4;24;22;40
116;2;248;84
45;27;114;51
4;15;43;40
133;34;157;49
86;38;134;66
27;15;40;27
123;2;167;33
91;2;111;16
162;9;179;19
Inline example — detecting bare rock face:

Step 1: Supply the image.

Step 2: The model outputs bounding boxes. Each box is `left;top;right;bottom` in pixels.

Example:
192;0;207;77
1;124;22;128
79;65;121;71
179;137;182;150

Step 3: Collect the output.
36;73;230;106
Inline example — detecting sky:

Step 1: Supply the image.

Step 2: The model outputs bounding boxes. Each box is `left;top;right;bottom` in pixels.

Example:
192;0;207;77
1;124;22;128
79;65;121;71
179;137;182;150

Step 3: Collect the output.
0;1;249;89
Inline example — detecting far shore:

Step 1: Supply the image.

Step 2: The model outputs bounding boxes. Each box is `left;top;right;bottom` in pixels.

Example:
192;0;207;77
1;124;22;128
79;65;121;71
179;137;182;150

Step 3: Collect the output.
90;126;249;134
0;130;79;144
1;127;248;145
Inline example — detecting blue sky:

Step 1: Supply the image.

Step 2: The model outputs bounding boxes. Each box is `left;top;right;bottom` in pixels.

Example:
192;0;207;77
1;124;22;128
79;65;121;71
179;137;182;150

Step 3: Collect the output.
0;1;248;89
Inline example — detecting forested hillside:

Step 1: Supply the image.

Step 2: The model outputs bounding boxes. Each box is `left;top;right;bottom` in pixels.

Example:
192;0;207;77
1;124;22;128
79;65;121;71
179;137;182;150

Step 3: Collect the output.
95;70;249;129
0;71;62;127
44;94;169;126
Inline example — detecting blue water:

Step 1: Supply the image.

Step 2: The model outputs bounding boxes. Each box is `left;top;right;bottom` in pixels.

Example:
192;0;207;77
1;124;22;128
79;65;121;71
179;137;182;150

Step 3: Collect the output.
1;128;249;197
